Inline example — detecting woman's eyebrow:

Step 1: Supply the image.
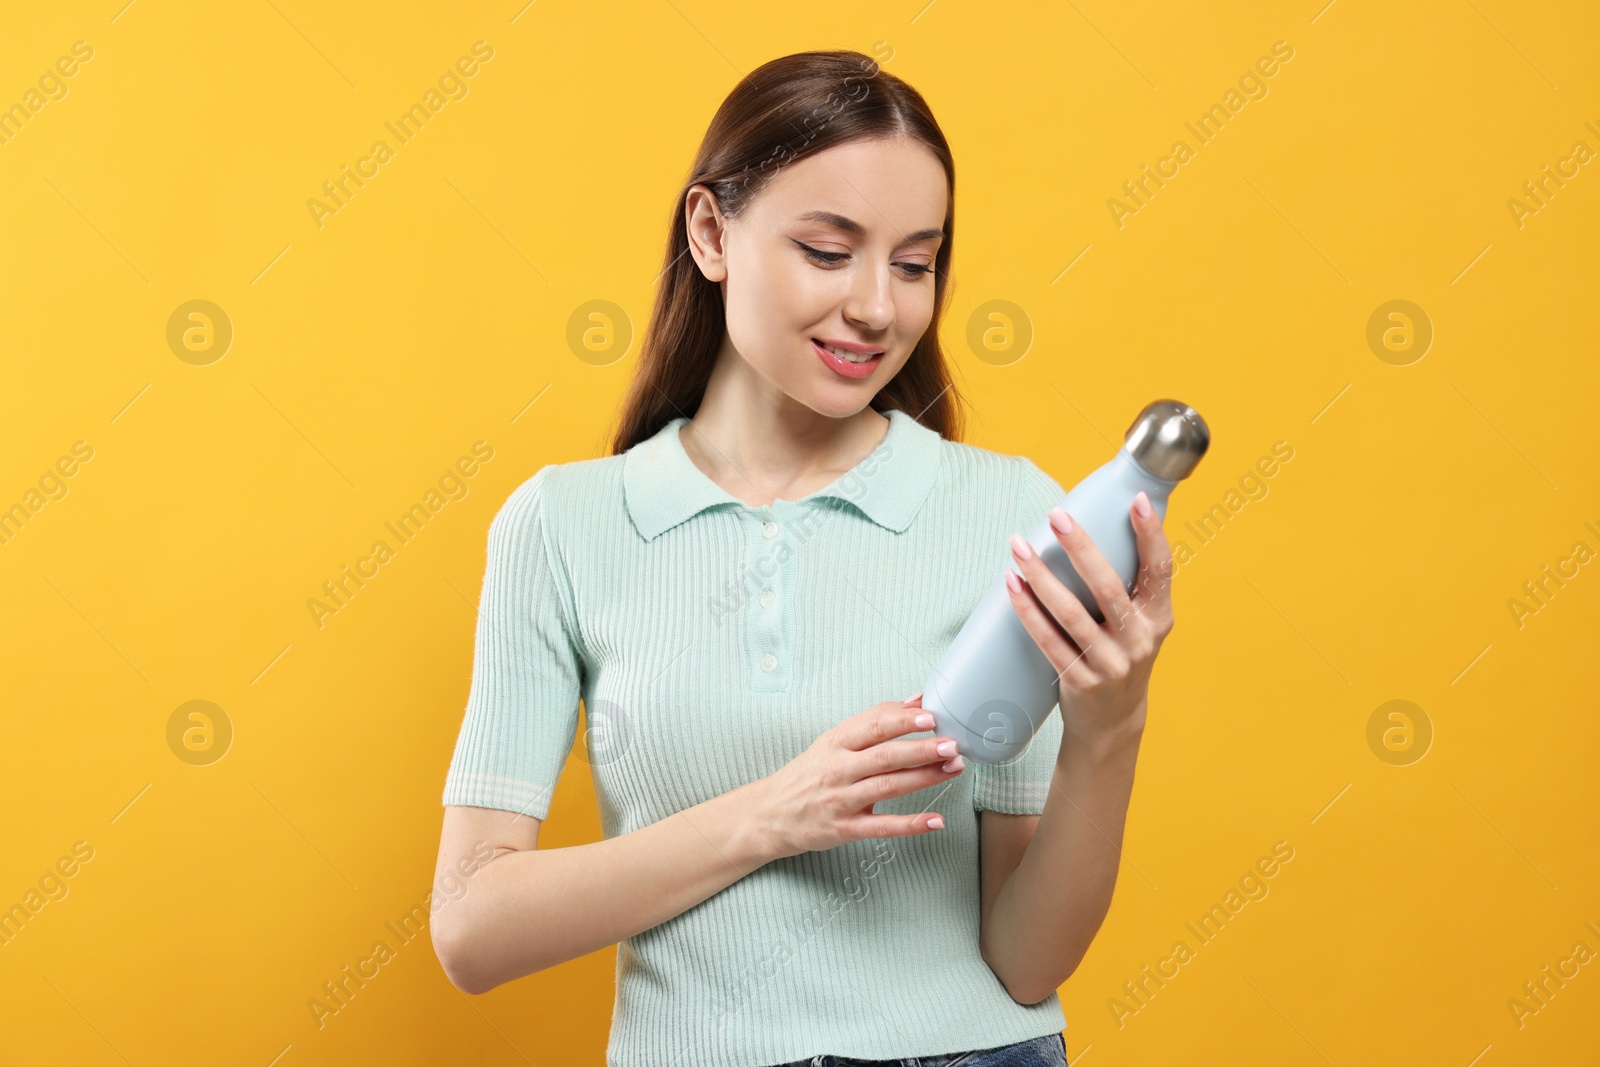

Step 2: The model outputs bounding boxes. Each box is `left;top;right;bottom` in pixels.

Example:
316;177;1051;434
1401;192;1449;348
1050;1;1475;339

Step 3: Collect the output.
794;209;943;243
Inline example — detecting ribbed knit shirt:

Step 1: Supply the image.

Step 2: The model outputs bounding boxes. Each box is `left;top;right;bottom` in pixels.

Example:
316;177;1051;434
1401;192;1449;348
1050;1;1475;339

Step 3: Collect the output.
441;407;1072;1067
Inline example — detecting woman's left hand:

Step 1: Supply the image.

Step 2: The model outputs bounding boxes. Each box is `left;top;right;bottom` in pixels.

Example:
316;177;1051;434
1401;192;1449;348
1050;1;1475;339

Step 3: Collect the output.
1003;490;1175;747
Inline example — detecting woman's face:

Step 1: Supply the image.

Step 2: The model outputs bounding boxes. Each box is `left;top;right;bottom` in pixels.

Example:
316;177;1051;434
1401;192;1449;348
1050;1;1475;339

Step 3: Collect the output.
686;135;949;419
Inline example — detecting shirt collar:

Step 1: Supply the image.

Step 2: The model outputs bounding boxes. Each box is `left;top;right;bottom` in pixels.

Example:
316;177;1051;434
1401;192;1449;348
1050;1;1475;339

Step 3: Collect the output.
623;408;943;542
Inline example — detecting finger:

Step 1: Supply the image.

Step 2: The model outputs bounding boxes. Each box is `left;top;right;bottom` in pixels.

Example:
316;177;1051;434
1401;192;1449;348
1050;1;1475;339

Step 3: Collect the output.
1044;508;1138;632
1008;532;1116;676
846;760;963;811
852;809;948;839
835;704;936;752
843;734;960;783
1003;565;1086;683
1129;491;1176;625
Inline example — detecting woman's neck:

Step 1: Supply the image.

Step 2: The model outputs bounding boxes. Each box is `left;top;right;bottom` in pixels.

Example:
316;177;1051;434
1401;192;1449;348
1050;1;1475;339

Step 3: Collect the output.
680;402;890;509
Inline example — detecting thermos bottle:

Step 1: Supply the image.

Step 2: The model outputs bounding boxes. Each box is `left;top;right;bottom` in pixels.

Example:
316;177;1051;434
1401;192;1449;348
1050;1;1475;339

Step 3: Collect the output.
924;400;1210;765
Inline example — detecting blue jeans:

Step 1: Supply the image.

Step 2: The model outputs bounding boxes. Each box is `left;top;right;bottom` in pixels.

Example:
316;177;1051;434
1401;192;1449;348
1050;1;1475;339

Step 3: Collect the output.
767;1031;1068;1067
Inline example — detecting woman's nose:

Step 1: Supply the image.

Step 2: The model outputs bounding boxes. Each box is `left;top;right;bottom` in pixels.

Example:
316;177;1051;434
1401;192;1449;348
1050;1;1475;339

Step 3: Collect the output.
843;263;894;331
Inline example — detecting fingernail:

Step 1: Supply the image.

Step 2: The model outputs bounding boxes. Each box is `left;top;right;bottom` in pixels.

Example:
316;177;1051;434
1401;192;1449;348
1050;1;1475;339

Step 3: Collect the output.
1049;508;1073;535
928;815;945;829
1005;568;1023;594
904;691;922;704
914;712;934;728
1133;491;1153;519
1009;533;1034;561
942;756;964;772
936;740;957;757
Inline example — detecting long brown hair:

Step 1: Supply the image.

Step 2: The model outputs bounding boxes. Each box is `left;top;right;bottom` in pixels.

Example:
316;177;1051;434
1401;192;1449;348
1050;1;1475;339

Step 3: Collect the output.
608;49;965;455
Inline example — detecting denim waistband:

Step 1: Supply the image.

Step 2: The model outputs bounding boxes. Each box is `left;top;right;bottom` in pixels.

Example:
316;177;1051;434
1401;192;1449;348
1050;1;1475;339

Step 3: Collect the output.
765;1030;1067;1067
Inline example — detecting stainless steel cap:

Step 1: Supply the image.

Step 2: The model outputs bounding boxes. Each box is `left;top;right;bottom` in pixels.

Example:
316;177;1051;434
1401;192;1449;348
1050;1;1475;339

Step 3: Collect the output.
1123;400;1210;481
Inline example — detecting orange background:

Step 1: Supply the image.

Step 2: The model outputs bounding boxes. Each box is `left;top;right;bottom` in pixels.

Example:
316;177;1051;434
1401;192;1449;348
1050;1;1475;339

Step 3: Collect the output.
2;1;1597;1063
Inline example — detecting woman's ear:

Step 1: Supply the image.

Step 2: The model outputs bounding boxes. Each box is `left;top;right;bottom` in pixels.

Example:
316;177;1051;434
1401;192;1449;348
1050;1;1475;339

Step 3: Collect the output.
684;185;730;283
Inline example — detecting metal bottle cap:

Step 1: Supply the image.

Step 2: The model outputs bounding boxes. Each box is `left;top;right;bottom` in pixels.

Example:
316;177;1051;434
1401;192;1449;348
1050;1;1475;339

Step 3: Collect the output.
1123;400;1210;481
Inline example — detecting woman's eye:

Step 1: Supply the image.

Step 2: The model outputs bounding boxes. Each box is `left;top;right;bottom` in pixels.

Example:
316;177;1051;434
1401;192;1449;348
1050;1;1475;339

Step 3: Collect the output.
795;241;934;279
796;241;848;265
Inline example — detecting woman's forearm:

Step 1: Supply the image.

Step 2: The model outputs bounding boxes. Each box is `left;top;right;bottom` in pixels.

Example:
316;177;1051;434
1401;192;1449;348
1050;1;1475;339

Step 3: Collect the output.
981;714;1145;1004
436;780;776;994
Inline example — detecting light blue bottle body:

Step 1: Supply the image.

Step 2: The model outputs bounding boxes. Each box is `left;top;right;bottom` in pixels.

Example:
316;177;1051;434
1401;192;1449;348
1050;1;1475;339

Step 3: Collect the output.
924;448;1179;765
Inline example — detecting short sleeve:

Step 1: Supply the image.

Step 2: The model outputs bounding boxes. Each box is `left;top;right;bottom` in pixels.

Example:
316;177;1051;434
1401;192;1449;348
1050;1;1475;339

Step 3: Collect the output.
441;467;584;820
971;456;1068;815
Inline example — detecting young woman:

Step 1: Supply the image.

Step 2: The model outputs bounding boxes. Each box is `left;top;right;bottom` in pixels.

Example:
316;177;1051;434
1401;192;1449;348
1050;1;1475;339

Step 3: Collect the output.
431;49;1175;1067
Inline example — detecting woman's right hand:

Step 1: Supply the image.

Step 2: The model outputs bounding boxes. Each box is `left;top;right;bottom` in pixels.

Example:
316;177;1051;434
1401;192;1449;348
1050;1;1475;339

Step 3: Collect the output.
751;694;966;861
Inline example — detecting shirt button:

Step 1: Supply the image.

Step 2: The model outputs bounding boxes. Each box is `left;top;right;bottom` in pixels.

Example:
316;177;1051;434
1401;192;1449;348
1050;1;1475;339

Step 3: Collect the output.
762;521;778;539
760;652;778;672
760;589;776;609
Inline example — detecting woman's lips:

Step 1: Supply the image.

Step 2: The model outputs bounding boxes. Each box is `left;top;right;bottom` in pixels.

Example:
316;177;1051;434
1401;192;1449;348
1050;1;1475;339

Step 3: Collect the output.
812;338;884;379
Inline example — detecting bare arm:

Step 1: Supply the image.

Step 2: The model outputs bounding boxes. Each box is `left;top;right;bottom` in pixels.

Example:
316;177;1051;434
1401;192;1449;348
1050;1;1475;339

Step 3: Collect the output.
975;811;1037;971
431;699;958;995
978;717;1143;1004
431;782;773;995
981;489;1173;1003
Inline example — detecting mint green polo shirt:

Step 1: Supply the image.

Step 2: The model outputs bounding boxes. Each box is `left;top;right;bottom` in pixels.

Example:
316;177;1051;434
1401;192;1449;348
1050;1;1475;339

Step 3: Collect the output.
442;407;1071;1067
